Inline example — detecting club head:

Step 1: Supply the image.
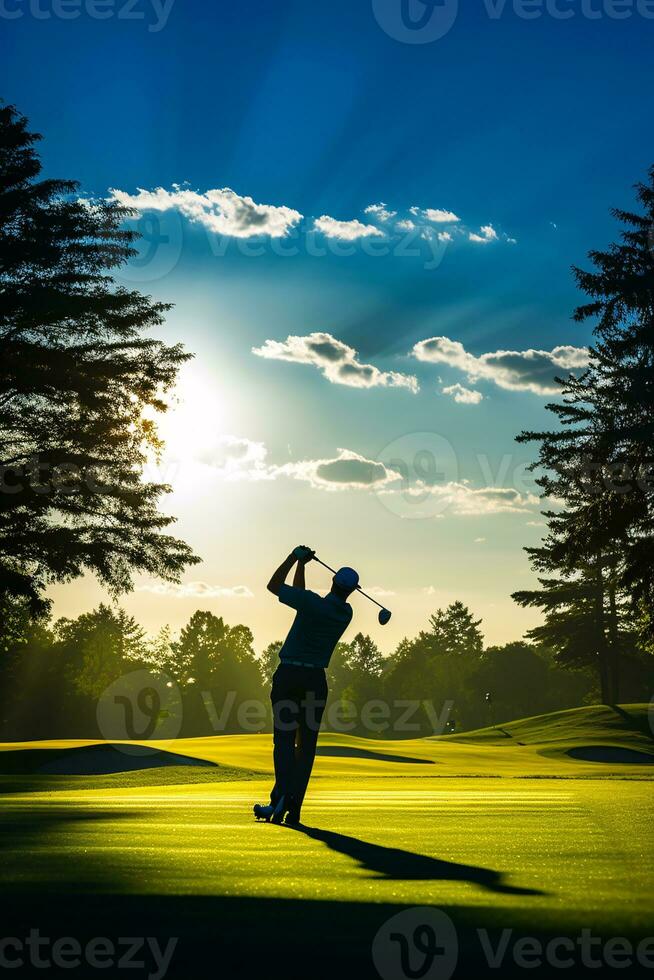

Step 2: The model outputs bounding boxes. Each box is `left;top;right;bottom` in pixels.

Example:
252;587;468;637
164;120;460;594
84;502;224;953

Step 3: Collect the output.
378;608;392;626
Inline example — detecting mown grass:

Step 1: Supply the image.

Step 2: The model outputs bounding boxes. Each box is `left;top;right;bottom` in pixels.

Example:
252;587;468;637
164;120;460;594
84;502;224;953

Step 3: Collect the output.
1;705;652;978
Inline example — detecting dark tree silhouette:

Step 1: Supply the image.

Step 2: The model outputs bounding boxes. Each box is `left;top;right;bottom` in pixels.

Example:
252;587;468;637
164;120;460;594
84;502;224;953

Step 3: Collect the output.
512;543;625;702
54;604;146;699
171;610;265;734
571;166;654;618
0;104;199;612
259;640;282;685
514;167;654;702
383;603;485;734
428;600;484;657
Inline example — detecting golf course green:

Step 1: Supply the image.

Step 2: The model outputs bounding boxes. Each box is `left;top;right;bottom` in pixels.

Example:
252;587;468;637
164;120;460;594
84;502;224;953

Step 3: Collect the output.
1;704;653;978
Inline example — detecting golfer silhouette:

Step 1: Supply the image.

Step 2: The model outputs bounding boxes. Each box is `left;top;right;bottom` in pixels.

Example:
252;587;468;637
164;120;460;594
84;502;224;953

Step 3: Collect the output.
253;545;358;826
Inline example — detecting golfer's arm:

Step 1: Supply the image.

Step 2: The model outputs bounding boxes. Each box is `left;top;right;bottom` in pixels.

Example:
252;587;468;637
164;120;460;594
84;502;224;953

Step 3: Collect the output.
267;553;296;596
292;560;306;590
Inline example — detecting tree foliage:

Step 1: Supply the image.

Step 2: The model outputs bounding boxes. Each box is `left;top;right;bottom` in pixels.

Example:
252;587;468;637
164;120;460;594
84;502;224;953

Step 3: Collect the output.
514;166;654;702
0;104;199;612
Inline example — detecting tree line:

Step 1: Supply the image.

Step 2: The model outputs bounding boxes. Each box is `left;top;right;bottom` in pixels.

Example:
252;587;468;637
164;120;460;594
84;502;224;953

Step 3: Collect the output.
1;597;651;740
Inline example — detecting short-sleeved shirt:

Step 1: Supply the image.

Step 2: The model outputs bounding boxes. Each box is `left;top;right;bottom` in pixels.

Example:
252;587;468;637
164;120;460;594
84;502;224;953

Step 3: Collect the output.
278;584;353;669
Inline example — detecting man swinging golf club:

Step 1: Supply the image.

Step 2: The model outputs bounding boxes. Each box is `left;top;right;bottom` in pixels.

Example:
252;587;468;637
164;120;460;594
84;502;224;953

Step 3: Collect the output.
253;545;359;826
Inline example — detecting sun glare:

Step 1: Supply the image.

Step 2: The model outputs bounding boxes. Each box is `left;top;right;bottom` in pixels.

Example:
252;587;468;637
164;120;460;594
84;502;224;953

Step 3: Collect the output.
156;367;226;463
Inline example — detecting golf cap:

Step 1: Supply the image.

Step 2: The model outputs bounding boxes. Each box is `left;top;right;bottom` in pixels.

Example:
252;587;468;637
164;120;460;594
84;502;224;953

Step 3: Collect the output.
334;566;359;591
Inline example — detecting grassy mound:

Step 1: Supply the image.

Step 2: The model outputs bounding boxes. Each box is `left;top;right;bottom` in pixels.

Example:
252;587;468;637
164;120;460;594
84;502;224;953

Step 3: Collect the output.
445;704;653;746
1;704;652;788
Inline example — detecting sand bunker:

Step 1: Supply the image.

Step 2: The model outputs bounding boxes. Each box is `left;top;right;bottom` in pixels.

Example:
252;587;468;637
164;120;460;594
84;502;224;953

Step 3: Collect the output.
567;745;654;765
316;746;433;764
0;743;216;776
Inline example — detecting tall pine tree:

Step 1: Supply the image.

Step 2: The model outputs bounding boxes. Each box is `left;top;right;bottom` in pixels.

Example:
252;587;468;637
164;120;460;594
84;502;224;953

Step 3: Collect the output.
0;104;199;611
514;166;654;702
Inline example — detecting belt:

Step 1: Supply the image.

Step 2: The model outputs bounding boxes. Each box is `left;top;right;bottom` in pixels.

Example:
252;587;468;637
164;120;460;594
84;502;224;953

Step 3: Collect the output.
282;660;323;669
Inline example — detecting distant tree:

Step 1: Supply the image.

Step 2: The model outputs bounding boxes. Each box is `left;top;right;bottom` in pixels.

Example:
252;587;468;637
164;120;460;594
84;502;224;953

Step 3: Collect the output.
259;640;282;685
341;633;384;686
54;604;146;699
427;601;484;658
142;624;174;672
0;595;54;736
0;103;199;613
325;641;355;695
333;633;385;733
172;610;228;688
171;610;264;734
471;641;591;724
383;604;484;734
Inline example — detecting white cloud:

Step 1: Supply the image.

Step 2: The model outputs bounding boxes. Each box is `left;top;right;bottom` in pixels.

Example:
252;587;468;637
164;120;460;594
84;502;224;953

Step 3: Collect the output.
314;215;385;241
366;586;396;597
442;382;483;405
276;448;537;513
382;481;538;515
277;448;399;492
411;206;461;224
108;186;516;254
413;336;590;396
109;185;302;239
108;187;516;251
253;331;418;392
197;435;273;481
137;581;254;599
474;537;486;543
173;429;541;517
194;435;540;515
469;224;499;244
364;203;397;222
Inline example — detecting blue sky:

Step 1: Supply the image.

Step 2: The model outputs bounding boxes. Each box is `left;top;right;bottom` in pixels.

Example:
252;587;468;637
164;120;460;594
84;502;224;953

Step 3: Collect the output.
2;0;653;649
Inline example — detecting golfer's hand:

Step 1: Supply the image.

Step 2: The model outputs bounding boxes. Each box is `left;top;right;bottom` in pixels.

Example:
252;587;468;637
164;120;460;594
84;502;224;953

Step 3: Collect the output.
293;545;315;564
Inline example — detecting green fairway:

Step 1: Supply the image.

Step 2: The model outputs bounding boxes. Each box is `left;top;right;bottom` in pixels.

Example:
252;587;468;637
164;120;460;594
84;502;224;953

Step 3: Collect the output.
1;705;653;978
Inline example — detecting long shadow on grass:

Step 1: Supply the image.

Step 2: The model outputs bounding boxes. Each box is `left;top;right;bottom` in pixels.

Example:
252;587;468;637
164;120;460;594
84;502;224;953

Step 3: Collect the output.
0;804;145;892
288;824;542;895
3;893;602;980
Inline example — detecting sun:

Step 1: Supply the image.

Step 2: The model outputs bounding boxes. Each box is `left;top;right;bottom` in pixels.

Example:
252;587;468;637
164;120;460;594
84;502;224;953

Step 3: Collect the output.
155;365;226;463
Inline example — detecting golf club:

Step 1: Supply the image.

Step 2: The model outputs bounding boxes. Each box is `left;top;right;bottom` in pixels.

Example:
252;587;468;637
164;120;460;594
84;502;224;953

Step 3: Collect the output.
312;555;392;625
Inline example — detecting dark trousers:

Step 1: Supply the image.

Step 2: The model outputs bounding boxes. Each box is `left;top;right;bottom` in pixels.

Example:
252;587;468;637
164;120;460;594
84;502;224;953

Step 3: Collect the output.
270;664;328;814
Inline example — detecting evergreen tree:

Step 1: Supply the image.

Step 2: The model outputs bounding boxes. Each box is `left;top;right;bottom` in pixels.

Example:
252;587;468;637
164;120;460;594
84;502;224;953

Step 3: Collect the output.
571;165;654;613
336;633;385;731
171;610;264;734
427;601;484;658
54;604;146;699
259;640;282;685
0;104;199;612
515;166;654;701
512;544;615;700
383;604;484;733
